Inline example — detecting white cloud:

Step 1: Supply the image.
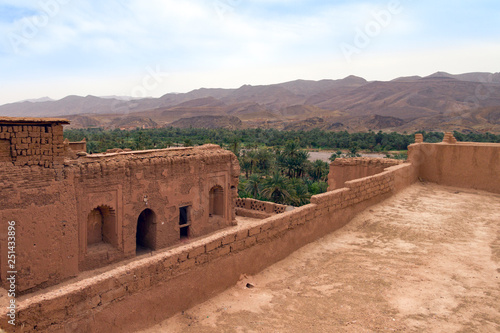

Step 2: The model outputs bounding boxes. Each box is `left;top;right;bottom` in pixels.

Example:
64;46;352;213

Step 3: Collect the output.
0;0;499;104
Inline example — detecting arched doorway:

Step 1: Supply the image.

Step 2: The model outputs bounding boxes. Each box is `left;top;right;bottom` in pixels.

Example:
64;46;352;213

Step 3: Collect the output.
87;206;117;248
136;209;156;253
209;186;224;217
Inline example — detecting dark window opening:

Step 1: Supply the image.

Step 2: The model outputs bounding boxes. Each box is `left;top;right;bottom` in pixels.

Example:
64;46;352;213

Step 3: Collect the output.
180;226;190;239
179;206;191;240
179;206;188;225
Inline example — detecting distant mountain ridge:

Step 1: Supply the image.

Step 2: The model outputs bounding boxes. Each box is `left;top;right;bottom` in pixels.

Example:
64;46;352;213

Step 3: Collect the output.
2;72;500;133
20;97;55;103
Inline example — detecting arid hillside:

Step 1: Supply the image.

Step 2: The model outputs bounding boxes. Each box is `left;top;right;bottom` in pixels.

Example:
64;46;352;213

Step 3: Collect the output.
170;115;243;130
2;72;499;133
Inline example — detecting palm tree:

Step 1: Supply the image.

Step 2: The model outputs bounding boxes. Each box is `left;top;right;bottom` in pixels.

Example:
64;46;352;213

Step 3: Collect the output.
245;150;258;175
244;174;262;198
277;140;310;178
261;172;294;205
239;155;253;179
289;178;311;206
238;176;251;198
309;160;329;182
254;148;273;174
230;137;240;156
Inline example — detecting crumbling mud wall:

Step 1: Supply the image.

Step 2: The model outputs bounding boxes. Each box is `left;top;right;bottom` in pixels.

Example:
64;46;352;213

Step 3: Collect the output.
0;141;239;294
328;157;403;190
73;145;240;272
0;117;68;168
409;142;500;194
0;162;417;332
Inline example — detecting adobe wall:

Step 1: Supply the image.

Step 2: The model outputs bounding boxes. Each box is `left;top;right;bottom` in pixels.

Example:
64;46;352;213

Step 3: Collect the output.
328;157;403;190
0;118;67;168
73;145;240;272
68;139;86;152
409;142;500;194
0;162;417;332
0;166;78;294
0;145;239;294
235;198;289;218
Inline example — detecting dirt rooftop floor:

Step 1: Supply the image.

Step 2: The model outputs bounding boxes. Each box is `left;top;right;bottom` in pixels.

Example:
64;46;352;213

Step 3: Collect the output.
139;182;500;333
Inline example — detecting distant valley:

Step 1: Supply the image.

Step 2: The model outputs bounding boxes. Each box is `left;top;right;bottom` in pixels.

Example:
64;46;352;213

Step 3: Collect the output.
1;71;499;133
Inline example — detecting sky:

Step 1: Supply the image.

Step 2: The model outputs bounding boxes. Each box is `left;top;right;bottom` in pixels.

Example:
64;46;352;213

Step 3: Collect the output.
0;0;499;105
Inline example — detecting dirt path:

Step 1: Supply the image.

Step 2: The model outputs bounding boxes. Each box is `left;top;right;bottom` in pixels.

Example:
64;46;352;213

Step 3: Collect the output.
139;183;500;332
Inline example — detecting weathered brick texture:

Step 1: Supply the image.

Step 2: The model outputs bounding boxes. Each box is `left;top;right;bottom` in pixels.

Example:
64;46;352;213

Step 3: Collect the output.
0;119;68;168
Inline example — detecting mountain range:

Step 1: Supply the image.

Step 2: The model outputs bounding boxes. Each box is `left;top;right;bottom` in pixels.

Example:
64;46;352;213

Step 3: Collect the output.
1;71;499;133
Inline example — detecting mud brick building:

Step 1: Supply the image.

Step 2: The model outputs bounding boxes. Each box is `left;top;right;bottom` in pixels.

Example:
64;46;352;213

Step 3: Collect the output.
0;117;67;168
0;117;240;294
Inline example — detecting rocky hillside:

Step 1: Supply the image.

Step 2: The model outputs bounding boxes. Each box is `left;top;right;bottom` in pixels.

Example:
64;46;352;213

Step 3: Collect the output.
1;72;499;133
170;115;243;130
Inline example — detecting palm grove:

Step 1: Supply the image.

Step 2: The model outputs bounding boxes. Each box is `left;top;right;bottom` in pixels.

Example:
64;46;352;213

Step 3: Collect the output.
237;140;329;206
64;127;500;206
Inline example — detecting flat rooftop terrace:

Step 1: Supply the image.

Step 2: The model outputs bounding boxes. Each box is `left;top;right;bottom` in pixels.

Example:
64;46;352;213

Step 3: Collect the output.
140;183;500;332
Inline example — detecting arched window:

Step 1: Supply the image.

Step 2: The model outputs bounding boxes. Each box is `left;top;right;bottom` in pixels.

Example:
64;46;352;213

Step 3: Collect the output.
136;208;156;252
87;206;116;247
209;186;224;217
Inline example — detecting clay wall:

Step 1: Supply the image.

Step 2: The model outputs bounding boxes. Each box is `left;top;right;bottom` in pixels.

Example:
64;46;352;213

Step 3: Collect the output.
0;145;239;294
68;140;86;152
409;142;500;194
0;120;66;168
1;162;417;332
235;198;288;218
73;146;239;272
328;157;402;190
0;166;78;294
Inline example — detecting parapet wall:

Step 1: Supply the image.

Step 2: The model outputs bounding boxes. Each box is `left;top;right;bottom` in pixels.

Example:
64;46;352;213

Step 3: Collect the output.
235;198;288;218
409;142;500;194
328;157;403;190
2;162;417;332
235;198;287;214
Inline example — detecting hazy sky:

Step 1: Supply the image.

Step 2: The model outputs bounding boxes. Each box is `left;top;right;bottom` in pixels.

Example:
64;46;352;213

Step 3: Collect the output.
0;0;499;105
